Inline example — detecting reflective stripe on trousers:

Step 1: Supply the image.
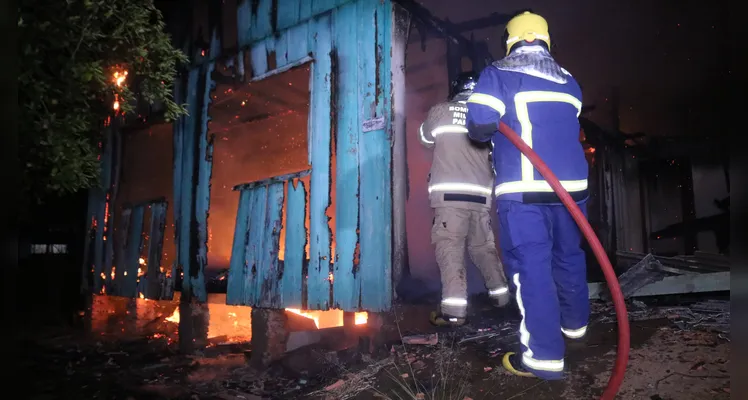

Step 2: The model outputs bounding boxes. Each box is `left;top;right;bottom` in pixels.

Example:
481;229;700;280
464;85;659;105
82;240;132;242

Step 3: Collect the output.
561;326;587;339
433;207;509;319
514;273;565;373
441;297;468;319
497;201;590;380
488;286;509;297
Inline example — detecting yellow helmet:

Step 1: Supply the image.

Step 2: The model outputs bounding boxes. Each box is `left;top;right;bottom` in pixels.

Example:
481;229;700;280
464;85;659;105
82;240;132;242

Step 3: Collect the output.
505;12;550;55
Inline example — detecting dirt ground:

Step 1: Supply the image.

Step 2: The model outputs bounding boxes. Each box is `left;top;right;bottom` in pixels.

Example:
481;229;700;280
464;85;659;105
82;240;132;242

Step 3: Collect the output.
21;298;730;400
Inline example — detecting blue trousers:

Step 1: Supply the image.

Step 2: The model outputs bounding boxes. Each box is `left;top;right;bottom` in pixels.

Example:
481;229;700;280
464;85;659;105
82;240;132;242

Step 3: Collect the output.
497;200;590;380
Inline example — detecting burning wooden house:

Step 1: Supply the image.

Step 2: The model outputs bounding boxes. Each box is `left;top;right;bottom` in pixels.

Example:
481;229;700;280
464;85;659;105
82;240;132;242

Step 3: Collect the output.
82;0;473;356
83;0;729;362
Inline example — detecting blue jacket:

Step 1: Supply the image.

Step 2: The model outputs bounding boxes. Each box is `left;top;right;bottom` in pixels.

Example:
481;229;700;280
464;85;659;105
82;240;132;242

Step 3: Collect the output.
466;46;588;204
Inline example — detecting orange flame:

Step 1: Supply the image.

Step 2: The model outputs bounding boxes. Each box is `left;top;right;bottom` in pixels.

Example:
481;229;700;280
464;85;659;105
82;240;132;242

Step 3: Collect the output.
113;70;128;87
165;308;180;323
112;70;127;111
160;307;367;340
286;308;320;328
354;312;368;325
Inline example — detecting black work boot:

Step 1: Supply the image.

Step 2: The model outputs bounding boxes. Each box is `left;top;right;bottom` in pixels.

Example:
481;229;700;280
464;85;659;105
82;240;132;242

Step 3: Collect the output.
490;291;511;308
429;311;466;327
563;326;589;350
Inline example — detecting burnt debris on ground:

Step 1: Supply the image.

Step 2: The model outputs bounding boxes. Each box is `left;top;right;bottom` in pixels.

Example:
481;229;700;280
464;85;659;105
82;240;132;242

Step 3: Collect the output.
594;298;730;336
23;292;729;400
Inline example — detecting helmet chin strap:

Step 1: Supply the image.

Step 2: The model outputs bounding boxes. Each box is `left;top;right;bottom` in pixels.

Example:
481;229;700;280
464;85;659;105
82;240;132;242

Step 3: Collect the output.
451;91;471;102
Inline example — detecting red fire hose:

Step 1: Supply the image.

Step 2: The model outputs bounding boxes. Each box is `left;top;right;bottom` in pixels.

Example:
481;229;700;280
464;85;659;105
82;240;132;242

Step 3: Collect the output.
497;121;629;400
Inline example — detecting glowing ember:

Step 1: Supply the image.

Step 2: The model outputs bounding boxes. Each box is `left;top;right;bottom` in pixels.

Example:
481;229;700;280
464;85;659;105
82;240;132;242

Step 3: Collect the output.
110;267;116;280
103;200;110;229
139;257;146;265
113;70;128;87
286;308;320;328
328;272;334;283
139;293;145;299
111;70;127;111
354;312;368;325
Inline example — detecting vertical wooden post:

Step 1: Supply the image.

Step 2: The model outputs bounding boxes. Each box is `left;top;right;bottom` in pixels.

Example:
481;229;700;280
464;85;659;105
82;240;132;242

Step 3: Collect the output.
390;3;411;301
176;29;217;353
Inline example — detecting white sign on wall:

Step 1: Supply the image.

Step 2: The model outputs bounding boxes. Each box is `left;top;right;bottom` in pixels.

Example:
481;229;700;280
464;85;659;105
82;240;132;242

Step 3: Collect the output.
362;116;385;133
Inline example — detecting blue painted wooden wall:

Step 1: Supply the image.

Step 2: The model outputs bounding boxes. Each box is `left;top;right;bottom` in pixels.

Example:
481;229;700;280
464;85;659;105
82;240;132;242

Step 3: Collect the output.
222;0;394;312
85;0;396;313
83;120;115;295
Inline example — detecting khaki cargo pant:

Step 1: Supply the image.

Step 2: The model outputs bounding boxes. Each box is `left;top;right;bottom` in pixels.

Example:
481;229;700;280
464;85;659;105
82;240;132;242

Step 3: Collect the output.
432;206;509;318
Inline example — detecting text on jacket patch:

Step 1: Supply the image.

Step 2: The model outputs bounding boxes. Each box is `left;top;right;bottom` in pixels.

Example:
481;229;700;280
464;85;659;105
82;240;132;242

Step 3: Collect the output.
449;105;468;126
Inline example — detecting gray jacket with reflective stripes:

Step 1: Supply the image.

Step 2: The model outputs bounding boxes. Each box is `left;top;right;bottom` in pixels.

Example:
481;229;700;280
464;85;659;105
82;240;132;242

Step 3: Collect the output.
419;97;494;211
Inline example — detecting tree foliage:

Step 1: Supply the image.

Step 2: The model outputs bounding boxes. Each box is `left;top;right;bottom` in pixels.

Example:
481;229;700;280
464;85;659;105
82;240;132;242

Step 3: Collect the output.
18;0;188;204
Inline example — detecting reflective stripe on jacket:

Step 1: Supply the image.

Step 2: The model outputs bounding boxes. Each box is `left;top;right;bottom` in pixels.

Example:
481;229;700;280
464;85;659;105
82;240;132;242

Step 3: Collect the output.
420;98;494;210
466;46;589;204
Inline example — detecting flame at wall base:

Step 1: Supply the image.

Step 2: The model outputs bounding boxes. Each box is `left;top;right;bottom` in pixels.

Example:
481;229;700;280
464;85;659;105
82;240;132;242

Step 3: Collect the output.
89;294;368;347
354;312;368;325
162;306;368;339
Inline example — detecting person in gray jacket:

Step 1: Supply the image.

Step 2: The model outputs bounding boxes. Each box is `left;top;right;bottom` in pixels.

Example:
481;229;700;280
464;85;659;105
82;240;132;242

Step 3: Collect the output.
420;71;510;327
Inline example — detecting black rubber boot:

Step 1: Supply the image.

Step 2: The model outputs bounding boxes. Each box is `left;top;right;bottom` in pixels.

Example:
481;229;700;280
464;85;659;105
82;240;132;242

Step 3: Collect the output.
429;311;466;327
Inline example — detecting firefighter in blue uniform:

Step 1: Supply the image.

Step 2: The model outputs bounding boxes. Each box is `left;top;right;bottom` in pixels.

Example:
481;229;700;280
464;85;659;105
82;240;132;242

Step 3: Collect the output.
466;11;590;380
